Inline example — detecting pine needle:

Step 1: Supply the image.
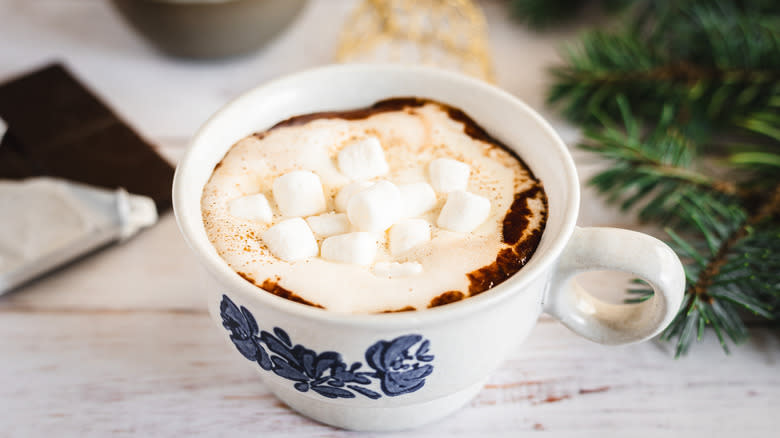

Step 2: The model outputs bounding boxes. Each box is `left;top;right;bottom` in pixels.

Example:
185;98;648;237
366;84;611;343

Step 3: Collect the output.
514;0;780;355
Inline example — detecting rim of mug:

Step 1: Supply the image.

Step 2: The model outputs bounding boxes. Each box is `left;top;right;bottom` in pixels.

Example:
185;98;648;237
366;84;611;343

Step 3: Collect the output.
172;64;580;328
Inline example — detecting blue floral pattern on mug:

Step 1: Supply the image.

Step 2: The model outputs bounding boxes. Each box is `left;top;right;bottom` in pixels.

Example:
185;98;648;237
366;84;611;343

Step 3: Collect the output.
219;294;434;399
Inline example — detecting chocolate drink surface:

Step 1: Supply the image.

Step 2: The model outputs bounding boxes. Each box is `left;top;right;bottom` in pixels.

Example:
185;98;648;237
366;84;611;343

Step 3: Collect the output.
201;98;547;314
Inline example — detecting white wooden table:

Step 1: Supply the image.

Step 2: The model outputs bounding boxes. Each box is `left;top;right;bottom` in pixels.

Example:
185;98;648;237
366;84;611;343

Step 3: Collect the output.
1;1;777;436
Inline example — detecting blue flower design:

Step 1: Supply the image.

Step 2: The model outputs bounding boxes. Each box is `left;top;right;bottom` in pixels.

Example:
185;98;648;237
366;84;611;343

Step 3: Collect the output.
365;335;434;396
219;295;434;400
219;294;272;370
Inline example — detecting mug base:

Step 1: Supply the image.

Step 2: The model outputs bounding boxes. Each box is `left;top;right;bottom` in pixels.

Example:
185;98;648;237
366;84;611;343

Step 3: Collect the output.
266;378;487;431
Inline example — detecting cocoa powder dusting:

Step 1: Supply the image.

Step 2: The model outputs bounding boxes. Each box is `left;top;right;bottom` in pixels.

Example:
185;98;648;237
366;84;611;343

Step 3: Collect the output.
429;291;466;308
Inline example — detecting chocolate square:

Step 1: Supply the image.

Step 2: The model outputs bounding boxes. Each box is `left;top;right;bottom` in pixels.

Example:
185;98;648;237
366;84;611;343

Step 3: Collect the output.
0;63;174;211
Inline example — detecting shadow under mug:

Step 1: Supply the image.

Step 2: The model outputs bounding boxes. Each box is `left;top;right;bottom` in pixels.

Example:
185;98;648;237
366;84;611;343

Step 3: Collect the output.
172;65;686;431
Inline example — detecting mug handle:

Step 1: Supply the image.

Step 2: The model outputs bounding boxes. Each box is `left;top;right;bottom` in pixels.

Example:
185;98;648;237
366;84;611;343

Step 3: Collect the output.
544;227;686;345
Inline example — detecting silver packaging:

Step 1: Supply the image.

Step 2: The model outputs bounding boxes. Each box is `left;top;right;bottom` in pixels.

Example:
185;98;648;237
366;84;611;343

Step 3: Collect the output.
0;177;158;295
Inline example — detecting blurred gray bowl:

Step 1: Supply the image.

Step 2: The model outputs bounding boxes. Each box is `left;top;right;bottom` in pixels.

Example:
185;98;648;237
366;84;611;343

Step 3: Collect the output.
111;0;307;59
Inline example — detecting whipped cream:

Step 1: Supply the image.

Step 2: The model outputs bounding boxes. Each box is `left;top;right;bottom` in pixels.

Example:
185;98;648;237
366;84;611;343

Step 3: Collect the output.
201;100;546;314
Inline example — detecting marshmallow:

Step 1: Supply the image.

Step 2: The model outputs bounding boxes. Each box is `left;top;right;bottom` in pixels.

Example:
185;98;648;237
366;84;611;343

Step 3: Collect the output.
398;182;437;218
262;218;319;262
428;158;470;193
334;181;374;212
272;170;327;217
389;218;431;255
337;137;389;180
347;180;401;232
320;232;377;265
228;194;273;222
437;190;491;232
306;213;351;237
373;261;423;278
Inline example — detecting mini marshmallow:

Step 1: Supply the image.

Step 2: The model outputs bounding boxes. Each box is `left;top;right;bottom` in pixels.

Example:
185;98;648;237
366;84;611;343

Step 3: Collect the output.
428;158;470;193
320;232;377;265
306;213;351;237
262;218;319;262
389;218;431;255
398;182;437;218
272;170;327;217
373;261;423;278
334;181;374;212
437;190;491;232
347;180;401;232
228;193;273;222
337;137;389;180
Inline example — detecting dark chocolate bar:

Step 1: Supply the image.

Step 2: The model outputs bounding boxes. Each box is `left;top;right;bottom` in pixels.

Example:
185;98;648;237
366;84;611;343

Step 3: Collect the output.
0;63;174;211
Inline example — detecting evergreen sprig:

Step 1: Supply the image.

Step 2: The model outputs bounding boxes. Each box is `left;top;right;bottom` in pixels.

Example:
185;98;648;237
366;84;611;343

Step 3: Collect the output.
583;99;779;356
548;5;780;138
512;0;780;355
582;99;746;250
510;0;634;29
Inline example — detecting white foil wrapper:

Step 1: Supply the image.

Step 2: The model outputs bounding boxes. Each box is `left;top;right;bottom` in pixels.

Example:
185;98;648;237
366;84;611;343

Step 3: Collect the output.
0;177;158;295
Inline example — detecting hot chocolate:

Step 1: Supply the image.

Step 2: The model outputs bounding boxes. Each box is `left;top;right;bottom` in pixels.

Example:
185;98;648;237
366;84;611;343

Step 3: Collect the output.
201;98;547;314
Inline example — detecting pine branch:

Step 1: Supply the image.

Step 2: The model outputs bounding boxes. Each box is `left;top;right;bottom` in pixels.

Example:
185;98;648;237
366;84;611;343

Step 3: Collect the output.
638;1;780;44
510;0;588;29
737;97;780;143
535;0;780;356
548;5;780;138
509;0;635;29
582;97;745;248
581;99;779;356
662;187;780;356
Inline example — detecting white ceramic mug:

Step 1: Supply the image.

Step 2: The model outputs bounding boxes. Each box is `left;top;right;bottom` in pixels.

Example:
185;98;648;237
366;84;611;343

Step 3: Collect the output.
173;65;686;431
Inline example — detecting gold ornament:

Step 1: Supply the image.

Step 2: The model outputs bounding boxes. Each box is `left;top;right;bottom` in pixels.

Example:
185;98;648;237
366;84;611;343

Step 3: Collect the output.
337;0;494;82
